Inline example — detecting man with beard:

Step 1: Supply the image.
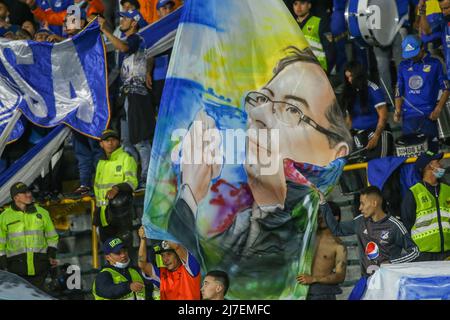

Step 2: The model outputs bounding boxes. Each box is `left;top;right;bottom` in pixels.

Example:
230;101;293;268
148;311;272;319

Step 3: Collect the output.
297;201;347;300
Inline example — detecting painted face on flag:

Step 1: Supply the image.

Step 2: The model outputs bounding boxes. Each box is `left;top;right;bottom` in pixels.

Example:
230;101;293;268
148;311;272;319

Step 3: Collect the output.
244;57;350;206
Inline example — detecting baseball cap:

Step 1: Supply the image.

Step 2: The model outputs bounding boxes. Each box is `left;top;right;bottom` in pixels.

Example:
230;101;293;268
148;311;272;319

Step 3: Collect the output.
103;238;126;255
119;10;148;28
402;35;422;59
101;129;120;141
10;182;31;198
415;151;444;173
156;0;175;10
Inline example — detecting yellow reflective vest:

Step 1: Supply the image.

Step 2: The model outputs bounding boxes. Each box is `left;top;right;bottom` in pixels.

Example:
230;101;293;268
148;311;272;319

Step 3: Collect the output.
410;183;450;253
92;267;146;300
301;16;328;71
0;204;58;275
94;147;138;227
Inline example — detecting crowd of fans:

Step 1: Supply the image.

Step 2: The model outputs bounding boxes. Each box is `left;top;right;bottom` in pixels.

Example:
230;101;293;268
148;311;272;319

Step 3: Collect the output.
0;0;449;300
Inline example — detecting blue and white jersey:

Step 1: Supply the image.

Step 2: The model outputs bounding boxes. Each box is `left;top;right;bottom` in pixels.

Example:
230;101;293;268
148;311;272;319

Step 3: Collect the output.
396;53;449;118
121;34;148;95
351;81;386;131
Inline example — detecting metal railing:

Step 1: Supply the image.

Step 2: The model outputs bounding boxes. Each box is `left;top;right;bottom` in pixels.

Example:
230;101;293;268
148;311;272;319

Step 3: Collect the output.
343;153;450;172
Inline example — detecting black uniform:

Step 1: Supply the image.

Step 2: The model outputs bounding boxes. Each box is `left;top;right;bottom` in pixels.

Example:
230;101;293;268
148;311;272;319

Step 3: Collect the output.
320;203;419;276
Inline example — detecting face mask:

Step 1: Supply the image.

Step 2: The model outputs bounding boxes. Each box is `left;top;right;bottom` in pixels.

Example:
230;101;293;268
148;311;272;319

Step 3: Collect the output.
433;167;445;179
113;258;130;269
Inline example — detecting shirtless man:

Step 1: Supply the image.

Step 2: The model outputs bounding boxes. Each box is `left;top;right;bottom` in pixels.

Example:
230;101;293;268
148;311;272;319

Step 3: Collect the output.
297;201;347;300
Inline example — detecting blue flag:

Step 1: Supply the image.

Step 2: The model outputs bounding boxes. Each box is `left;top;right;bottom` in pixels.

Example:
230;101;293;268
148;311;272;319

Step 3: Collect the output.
0;20;110;140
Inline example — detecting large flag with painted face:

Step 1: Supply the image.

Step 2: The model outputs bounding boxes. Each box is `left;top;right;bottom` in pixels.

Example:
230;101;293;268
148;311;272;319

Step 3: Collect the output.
0;20;109;142
143;0;352;299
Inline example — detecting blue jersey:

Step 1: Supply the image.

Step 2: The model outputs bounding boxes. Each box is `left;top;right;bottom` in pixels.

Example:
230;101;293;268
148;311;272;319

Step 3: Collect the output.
351;81;386;131
396;53;449;119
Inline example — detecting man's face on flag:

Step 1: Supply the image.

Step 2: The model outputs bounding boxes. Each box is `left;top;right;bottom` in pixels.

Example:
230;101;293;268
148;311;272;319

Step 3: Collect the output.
244;61;347;206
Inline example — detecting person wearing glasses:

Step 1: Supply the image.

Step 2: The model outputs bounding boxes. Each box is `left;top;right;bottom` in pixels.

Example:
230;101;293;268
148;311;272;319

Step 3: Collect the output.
341;61;392;160
166;46;352;297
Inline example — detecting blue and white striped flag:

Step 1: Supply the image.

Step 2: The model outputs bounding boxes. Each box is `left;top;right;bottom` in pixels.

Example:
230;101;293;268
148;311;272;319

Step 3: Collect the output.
0;20;110;141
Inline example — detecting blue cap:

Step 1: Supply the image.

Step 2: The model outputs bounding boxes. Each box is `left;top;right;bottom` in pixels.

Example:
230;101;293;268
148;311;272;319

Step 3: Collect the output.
103;238;126;255
402;35;422;59
156;0;175;10
415;151;443;173
119;10;147;28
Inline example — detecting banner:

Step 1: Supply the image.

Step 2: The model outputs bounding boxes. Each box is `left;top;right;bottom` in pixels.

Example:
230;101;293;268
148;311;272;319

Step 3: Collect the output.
143;0;352;300
0;20;110;140
0;125;70;206
363;261;450;300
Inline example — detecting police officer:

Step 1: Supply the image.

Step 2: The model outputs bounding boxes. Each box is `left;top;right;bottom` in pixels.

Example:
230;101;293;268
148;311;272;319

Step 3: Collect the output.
394;35;450;152
92;130;138;245
93;237;151;300
292;0;333;72
0;182;59;289
401;151;450;261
